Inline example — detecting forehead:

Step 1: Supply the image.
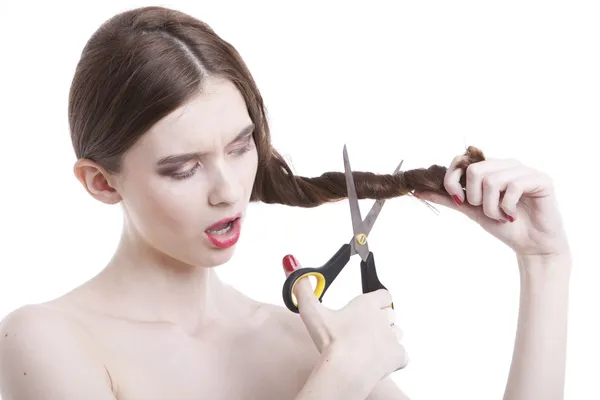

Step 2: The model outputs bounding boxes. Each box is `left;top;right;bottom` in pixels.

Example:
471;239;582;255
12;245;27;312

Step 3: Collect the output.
133;77;252;157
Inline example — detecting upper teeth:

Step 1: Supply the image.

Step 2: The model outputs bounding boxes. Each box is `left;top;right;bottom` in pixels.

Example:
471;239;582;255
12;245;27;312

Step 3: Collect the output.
207;222;232;235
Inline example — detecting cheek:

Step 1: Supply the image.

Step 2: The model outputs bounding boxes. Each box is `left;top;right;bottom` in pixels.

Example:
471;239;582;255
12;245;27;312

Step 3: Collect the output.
125;179;206;234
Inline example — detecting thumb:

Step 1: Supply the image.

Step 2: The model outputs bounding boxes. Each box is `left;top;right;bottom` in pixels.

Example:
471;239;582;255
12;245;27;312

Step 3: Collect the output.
282;254;322;311
282;254;330;351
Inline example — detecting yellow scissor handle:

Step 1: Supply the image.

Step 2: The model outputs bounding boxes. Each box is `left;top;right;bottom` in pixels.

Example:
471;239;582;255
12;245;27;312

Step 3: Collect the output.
290;271;326;307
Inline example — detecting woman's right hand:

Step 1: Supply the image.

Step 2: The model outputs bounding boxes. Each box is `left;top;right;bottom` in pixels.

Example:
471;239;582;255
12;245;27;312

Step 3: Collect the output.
282;254;408;383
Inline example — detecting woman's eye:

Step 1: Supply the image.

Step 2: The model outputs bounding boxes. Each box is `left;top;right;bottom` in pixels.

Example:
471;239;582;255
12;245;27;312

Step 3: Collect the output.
171;162;201;179
230;138;253;155
231;145;250;155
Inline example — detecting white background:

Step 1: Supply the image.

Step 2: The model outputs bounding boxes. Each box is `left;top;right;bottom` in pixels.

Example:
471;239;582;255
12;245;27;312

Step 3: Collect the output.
1;1;598;399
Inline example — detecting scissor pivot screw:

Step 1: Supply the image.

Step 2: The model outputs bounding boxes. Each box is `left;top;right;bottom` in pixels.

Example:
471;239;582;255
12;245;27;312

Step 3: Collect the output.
355;234;367;245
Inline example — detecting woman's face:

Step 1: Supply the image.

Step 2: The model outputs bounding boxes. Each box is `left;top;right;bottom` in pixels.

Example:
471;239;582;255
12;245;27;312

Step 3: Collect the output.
114;77;259;267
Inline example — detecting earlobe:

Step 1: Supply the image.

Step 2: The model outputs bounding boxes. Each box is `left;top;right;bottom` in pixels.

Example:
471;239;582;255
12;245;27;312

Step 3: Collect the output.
73;159;122;205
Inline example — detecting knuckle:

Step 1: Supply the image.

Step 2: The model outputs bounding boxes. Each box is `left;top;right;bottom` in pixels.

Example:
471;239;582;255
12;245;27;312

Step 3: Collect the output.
374;288;392;303
382;290;393;303
397;343;406;355
399;356;409;369
443;177;455;193
393;345;409;370
359;292;379;308
347;295;363;310
506;180;519;191
504;181;521;199
387;310;396;324
466;163;481;182
393;326;403;340
451;155;463;167
482;175;499;191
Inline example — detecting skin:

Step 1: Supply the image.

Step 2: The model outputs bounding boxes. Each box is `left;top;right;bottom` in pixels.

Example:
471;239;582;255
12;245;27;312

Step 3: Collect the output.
416;159;571;400
0;76;407;400
0;75;571;400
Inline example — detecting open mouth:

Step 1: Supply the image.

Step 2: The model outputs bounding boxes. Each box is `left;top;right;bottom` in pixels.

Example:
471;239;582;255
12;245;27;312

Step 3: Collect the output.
205;214;241;249
205;218;238;235
204;214;242;249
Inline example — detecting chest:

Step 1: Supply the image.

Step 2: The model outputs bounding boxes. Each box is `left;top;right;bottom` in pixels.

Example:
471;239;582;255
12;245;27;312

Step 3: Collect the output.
100;322;318;399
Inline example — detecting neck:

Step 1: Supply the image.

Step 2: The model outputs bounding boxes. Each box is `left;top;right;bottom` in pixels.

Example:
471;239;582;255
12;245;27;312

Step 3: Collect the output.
89;225;253;333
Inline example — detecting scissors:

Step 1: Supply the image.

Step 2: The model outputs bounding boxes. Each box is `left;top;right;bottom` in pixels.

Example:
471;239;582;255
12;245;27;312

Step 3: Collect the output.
282;145;402;313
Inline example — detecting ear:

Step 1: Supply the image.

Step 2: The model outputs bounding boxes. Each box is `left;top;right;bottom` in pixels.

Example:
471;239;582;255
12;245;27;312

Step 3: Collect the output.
73;159;122;205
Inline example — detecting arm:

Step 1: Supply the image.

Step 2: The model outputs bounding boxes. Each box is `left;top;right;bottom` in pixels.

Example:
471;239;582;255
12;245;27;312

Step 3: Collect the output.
0;305;117;400
503;253;572;400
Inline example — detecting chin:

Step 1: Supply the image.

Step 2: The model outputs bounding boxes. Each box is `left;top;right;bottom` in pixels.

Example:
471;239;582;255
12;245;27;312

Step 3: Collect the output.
196;246;237;268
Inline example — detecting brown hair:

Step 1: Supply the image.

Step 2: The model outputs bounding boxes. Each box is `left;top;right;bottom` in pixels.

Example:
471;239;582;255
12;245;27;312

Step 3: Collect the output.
69;6;485;207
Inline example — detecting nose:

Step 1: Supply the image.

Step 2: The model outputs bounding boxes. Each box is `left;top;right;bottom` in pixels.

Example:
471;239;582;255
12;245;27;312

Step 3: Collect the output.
207;160;243;207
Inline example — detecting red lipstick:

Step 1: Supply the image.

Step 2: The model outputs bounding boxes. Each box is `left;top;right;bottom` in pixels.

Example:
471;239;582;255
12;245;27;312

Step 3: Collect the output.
204;213;242;249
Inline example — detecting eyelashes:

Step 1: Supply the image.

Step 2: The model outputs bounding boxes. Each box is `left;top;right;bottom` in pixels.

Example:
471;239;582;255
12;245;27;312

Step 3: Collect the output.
170;163;201;180
169;140;254;180
230;141;253;156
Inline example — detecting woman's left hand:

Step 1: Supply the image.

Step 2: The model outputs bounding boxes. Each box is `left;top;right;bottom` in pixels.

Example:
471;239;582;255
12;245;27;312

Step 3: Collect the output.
415;156;570;259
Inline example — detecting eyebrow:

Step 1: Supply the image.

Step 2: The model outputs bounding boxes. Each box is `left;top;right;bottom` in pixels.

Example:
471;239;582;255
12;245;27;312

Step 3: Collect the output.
156;123;255;166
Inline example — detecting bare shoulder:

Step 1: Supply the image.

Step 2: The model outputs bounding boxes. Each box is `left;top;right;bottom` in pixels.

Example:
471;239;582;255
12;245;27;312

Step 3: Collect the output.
0;303;116;399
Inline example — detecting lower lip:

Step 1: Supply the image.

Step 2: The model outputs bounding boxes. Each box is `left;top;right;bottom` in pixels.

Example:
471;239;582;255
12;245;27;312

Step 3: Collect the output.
205;218;241;249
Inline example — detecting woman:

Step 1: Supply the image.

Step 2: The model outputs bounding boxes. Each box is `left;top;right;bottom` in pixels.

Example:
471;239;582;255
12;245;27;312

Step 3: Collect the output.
0;6;571;400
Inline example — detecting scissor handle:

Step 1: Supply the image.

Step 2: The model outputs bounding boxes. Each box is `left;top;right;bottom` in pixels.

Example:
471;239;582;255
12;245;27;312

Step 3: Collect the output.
360;252;394;309
282;243;353;313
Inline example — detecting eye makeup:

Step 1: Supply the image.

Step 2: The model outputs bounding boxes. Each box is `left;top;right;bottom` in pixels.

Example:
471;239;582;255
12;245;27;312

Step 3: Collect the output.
155;123;255;180
157;160;202;179
228;133;254;155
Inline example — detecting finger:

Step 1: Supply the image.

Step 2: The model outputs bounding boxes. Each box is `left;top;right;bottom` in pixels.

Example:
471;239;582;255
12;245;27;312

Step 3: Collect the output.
500;170;551;221
392;338;409;371
465;158;520;207
444;155;467;204
396;351;409;370
482;167;531;222
501;182;523;221
482;172;507;221
282;255;331;350
364;289;394;309
392;324;404;343
386;307;396;326
282;254;321;311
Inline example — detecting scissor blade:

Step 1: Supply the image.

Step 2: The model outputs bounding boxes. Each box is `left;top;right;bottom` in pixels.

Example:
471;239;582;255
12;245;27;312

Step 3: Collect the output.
343;145;366;238
361;159;404;233
393;159;404;175
349;159;404;255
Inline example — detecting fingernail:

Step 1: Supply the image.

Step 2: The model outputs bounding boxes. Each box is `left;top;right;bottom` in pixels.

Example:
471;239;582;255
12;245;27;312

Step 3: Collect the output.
507;215;515;223
283;254;299;272
452;195;462;205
